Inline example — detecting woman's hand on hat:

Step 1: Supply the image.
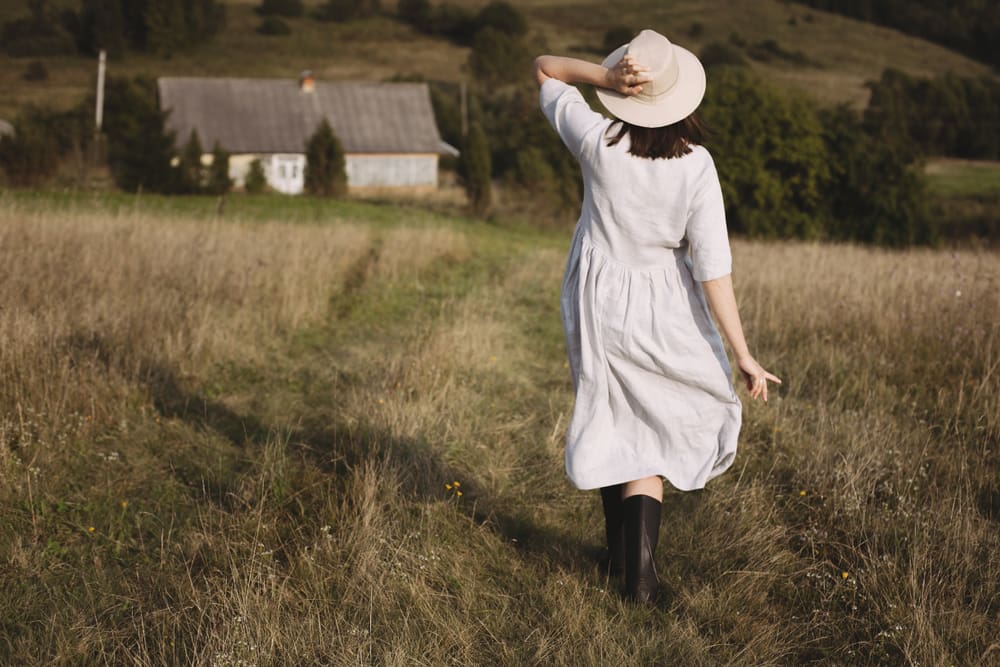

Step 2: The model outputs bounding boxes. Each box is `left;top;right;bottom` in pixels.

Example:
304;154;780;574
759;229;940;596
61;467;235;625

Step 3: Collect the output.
605;55;651;96
737;355;782;402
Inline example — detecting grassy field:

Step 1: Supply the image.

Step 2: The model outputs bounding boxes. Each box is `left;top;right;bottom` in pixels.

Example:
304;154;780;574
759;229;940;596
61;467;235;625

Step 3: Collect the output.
0;192;997;664
0;0;996;119
925;159;1000;198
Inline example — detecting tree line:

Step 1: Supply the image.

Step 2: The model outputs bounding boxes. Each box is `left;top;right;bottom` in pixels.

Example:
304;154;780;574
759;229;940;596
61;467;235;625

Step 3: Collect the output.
791;0;1000;67
865;69;1000;160
2;0;225;58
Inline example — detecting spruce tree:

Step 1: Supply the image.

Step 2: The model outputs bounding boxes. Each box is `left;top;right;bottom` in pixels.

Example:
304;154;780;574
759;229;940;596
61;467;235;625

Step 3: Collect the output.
304;118;347;197
178;129;205;193
244;158;267;193
462;122;491;215
145;0;186;55
206;141;232;195
102;76;175;193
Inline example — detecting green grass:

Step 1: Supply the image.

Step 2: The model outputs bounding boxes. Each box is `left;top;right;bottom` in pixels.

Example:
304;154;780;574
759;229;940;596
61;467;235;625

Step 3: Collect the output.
925;158;1000;197
1;192;998;664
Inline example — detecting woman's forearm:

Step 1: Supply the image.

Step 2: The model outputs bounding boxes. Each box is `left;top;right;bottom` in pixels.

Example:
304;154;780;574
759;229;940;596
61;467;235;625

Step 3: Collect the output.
535;54;650;93
534;55;609;87
701;274;751;361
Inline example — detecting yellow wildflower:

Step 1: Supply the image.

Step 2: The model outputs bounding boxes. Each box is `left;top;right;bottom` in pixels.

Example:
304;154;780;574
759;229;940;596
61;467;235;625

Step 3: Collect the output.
841;571;849;580
799;490;806;497
121;500;128;509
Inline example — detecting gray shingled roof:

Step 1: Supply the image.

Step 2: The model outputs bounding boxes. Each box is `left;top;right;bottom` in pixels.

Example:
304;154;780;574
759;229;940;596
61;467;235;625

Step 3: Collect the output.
157;78;456;156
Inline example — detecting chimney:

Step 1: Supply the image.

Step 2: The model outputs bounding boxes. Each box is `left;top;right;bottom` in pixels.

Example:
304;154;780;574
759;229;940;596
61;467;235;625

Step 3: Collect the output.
299;70;315;93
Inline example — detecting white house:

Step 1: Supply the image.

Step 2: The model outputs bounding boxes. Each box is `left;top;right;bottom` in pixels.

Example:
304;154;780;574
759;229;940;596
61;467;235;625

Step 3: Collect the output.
157;75;458;194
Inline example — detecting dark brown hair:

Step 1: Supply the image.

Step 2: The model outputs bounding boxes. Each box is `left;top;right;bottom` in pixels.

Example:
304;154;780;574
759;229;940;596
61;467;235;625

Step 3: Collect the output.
605;113;707;160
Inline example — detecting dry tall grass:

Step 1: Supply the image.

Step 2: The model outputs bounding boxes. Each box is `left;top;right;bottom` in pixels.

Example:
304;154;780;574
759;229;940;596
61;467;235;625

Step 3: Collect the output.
0;195;997;665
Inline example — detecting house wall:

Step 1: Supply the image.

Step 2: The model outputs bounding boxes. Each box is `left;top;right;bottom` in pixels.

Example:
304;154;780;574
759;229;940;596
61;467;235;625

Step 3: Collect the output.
346;154;438;188
227;153;438;193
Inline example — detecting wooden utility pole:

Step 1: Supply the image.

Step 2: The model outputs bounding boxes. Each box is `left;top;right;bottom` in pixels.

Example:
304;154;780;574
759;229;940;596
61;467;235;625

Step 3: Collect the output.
95;49;106;131
93;49;107;169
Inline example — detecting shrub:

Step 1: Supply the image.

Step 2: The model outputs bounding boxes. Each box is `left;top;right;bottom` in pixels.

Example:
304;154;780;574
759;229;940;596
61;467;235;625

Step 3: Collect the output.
318;0;379;22
257;17;291;35
244;158;267;193
746;39;812;66
0;115;62;186
480;84;580;215
602;26;634;53
864;68;1000;160
426;3;475;41
468;27;530;86
22;60;48;81
2;6;76;57
473;1;526;38
136;0;226;54
304;119;347;197
397;0;432;29
699;42;747;69
820;105;934;245
0;104;90;186
256;0;304;17
700;67;830;239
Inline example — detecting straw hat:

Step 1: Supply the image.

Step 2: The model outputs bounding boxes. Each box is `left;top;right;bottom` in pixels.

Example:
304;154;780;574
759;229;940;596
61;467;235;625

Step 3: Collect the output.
596;29;706;128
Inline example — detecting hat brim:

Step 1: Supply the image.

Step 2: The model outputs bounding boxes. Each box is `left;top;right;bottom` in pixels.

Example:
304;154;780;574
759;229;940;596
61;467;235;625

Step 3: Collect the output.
595;43;706;128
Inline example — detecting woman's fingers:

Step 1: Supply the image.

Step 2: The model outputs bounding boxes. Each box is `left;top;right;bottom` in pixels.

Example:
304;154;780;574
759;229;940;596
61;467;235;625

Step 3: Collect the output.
744;365;780;402
614;56;651;94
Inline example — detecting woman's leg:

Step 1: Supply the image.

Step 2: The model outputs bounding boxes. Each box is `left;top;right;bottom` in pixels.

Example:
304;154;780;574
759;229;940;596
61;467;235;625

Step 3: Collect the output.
599;484;625;576
622;476;663;603
622;476;663;501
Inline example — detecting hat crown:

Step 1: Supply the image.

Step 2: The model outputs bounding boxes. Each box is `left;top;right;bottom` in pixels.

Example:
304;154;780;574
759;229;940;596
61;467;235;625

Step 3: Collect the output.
626;30;680;101
596;28;706;128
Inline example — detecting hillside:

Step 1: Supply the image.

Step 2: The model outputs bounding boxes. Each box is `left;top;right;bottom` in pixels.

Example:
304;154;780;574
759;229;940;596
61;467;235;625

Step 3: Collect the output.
1;192;997;663
0;0;995;119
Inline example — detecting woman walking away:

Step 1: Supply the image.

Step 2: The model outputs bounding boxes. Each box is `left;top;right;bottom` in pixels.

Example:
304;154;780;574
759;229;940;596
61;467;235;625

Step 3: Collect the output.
535;30;780;604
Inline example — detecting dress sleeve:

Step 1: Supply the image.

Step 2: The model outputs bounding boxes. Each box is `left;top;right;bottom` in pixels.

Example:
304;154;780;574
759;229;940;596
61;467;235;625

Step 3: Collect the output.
539;78;608;162
686;150;733;282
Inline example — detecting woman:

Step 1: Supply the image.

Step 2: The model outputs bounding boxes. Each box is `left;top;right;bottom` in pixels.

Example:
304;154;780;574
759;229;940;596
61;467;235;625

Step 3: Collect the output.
535;30;780;604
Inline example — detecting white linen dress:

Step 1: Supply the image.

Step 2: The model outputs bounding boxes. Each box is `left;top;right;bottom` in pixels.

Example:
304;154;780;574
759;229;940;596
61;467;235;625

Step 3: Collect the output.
540;79;742;492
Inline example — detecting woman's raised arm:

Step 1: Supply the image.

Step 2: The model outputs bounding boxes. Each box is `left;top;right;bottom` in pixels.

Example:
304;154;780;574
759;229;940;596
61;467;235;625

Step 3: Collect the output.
534;54;650;94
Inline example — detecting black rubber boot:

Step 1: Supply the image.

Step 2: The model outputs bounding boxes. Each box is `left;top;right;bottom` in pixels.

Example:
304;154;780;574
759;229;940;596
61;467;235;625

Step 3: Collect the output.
599;484;625;577
623;494;661;604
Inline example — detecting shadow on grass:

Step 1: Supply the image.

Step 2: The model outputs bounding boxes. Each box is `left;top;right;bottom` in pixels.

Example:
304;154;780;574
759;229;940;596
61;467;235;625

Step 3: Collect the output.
137;356;610;582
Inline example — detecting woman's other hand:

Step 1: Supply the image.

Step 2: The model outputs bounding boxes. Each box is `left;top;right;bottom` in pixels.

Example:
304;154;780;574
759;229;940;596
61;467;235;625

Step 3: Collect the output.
737;355;782;402
605;55;651;95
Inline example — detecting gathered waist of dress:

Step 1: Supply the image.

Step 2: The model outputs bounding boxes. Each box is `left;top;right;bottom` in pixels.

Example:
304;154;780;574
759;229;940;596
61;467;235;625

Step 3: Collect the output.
580;228;690;273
